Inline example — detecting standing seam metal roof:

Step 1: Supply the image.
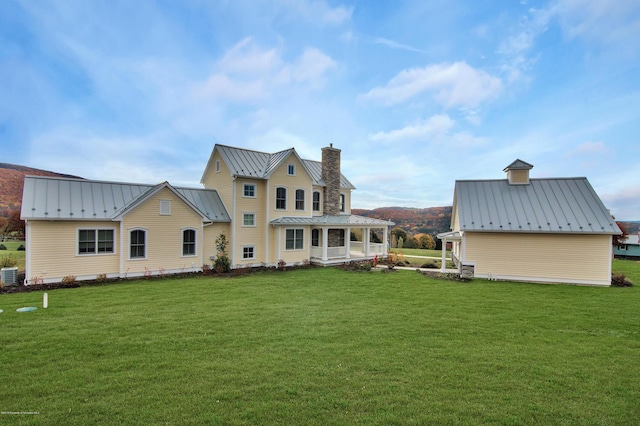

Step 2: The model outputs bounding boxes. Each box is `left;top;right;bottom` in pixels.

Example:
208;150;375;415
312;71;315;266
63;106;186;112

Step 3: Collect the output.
21;176;230;222
455;178;620;234
214;144;356;189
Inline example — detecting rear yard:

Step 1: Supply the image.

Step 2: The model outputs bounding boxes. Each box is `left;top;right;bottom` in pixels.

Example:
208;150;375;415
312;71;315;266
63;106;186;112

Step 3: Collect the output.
1;260;638;424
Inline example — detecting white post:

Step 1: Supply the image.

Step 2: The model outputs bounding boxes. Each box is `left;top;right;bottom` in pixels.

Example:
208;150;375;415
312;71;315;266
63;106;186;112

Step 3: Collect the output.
322;228;328;261
364;227;370;257
346;227;351;259
441;239;447;272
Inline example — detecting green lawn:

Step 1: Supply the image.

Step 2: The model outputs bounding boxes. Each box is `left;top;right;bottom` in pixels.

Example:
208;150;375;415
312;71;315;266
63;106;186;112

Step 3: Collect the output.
390;247;449;257
0;240;25;272
1;262;639;425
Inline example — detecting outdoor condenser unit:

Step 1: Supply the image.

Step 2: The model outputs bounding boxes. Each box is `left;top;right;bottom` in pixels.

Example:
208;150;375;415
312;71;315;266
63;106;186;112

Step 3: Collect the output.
1;267;18;285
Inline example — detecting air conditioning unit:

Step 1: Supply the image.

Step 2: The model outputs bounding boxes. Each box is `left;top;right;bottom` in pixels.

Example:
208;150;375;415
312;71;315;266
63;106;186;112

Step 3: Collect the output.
1;267;18;285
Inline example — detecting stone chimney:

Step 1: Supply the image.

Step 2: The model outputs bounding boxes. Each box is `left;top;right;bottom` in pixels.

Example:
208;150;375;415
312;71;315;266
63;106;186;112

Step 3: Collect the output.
503;159;534;185
321;144;341;215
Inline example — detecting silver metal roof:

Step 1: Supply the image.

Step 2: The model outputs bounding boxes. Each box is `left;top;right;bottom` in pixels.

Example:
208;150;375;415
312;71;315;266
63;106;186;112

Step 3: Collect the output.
622;235;639;245
454;178;621;234
214;144;356;189
270;214;393;226
21;176;230;222
503;159;533;171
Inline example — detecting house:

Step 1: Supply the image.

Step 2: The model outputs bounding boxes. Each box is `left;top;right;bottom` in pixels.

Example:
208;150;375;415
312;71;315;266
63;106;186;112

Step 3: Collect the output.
613;233;640;259
438;159;621;286
20;144;393;284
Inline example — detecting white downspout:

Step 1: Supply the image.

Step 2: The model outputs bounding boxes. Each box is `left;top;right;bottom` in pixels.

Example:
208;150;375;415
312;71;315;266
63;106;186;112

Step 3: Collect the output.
119;220;124;278
24;220;31;285
265;183;270;265
231;177;236;267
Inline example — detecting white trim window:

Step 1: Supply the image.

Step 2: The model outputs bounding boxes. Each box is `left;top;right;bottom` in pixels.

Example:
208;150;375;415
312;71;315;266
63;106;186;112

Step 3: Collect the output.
78;228;115;255
216;159;221;173
243;213;256;227
340;193;346;212
286;229;304;250
276;187;287;210
243;183;256;198
287;164;295;176
130;229;146;259
313;191;321;212
295;189;305;211
242;245;256;260
182;228;196;256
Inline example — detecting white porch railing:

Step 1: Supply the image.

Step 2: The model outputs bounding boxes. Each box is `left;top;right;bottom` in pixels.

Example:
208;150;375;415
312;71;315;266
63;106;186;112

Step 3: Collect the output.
311;243;386;260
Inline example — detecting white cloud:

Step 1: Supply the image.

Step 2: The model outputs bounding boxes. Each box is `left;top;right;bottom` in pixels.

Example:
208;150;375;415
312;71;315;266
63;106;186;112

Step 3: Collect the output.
360;61;502;108
195;39;336;103
321;5;353;25
570;141;608;156
374;37;424;53
370;114;454;143
555;0;640;46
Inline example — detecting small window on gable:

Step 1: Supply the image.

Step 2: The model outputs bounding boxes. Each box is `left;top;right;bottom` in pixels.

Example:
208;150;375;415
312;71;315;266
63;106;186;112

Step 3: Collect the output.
340;194;346;212
287;164;295;175
243;183;256;197
216;160;221;173
160;200;171;215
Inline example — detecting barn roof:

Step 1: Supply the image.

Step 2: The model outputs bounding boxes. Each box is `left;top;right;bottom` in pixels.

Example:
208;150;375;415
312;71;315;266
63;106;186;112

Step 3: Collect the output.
454;177;620;234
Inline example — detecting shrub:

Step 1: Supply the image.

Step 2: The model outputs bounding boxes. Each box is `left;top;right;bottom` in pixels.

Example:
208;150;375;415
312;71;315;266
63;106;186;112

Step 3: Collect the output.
611;273;633;287
202;264;212;276
213;255;231;273
17;245;25;251
0;244;6;250
420;261;438;269
96;273;108;283
61;275;76;285
0;254;18;268
277;259;287;270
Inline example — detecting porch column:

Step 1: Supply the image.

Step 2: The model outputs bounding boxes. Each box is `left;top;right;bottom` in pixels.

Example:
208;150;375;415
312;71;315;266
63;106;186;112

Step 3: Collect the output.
440;238;447;272
322;227;328;261
383;227;388;256
364;227;370;257
346;227;351;259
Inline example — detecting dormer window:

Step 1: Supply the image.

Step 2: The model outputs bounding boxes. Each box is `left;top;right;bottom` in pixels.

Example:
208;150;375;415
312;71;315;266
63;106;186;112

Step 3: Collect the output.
503;159;533;185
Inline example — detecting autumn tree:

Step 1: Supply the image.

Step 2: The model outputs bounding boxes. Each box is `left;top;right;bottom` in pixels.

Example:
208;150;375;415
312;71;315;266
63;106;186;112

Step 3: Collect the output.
614;221;629;246
415;233;436;250
7;210;25;239
0;216;7;240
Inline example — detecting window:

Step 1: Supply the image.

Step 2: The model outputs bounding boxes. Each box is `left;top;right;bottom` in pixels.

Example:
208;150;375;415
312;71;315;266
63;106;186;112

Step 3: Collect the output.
243;183;256;197
243;246;256;259
160;200;171;215
276;187;287;210
216;160;221;173
295;189;305;210
312;229;320;247
286;229;304;250
287;164;295;175
243;213;256;227
130;229;146;259
338;229;345;246
313;191;321;211
340;194;346;212
78;229;114;255
183;229;196;256
619;245;627;251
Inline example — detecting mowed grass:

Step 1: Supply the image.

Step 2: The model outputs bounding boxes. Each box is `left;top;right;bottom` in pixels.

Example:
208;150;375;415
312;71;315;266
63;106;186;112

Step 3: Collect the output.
390;247;449;258
1;240;26;272
1;262;639;425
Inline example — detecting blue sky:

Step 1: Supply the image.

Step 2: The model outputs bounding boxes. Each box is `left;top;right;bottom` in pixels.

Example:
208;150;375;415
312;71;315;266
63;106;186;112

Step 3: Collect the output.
2;1;639;219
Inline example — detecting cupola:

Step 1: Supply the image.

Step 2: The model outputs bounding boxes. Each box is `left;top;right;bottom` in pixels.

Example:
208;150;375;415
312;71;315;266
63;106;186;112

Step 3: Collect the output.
503;159;533;185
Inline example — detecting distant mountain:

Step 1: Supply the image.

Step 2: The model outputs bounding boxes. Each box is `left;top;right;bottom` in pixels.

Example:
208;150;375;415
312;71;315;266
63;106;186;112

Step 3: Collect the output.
0;163;82;213
352;206;452;236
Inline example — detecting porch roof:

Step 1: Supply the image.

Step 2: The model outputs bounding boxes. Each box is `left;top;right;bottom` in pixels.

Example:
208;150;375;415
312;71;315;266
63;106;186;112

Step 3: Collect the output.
437;231;462;240
270;214;394;227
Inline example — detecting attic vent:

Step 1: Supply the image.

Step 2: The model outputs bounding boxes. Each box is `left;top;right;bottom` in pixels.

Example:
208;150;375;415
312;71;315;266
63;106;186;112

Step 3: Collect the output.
160;200;171;216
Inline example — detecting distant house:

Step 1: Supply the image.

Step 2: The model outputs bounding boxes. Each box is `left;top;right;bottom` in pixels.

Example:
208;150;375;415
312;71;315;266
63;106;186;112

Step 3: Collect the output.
20;144;393;284
614;234;640;259
438;159;621;286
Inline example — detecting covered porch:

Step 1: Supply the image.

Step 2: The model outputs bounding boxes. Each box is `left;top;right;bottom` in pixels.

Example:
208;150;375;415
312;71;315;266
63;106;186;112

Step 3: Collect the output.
271;214;394;266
